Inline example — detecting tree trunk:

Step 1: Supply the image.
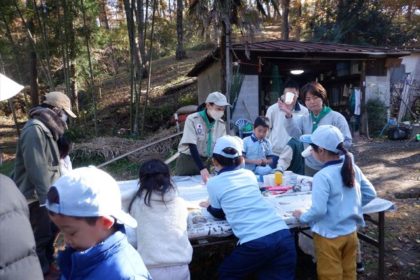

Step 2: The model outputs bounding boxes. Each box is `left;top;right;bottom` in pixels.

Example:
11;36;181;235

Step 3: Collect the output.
140;0;158;134
144;0;150;65
99;0;110;29
295;0;302;40
168;0;172;20
136;0;146;69
220;24;226;94
32;0;54;90
14;2;53;90
30;51;39;106
59;0;71;108
124;0;140;135
175;0;186;60
281;0;290;40
81;0;98;136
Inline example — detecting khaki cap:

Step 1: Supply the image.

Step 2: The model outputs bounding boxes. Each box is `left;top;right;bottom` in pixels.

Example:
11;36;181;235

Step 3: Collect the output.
43;91;76;118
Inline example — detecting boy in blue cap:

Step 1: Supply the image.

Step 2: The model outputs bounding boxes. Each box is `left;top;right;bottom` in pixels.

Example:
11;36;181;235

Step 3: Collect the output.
46;166;152;279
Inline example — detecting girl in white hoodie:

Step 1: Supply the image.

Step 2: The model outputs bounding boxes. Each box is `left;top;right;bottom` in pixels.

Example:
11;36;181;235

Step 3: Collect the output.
129;159;193;280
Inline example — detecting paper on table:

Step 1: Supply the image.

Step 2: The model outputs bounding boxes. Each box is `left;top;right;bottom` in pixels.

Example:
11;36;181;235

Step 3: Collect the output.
175;175;209;208
265;193;312;224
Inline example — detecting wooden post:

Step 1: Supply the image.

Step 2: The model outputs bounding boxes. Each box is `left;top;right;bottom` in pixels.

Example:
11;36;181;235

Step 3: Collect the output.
8;99;20;136
360;61;370;138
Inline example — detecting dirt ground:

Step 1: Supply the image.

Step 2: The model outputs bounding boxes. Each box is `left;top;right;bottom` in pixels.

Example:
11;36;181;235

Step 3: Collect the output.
350;136;420;280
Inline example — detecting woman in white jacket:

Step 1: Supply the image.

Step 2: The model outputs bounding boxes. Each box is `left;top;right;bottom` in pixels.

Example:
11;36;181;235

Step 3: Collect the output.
129;159;193;280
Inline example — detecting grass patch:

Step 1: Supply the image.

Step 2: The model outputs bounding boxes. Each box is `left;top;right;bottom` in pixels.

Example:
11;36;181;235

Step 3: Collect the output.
72;153;139;181
0;159;15;177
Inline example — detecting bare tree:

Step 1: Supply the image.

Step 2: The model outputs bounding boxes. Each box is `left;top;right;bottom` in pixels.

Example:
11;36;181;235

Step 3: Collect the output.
281;0;290;39
98;0;110;29
175;0;186;59
81;0;98;136
141;0;158;134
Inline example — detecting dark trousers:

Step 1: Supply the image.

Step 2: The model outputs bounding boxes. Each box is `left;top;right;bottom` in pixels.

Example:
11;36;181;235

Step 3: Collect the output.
175;153;209;176
219;229;297;280
29;201;57;274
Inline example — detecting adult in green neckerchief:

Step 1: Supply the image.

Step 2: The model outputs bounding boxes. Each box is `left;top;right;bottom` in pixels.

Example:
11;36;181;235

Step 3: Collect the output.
278;81;352;176
175;92;230;183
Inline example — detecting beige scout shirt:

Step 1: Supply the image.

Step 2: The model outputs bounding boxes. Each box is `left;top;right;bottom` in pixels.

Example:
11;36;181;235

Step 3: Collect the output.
178;111;226;157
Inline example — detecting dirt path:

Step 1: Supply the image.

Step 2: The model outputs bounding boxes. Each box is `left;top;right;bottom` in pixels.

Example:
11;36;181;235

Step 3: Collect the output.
352;137;420;280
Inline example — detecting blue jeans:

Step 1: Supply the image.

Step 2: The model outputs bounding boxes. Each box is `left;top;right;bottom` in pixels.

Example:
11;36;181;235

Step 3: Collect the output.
219;229;296;280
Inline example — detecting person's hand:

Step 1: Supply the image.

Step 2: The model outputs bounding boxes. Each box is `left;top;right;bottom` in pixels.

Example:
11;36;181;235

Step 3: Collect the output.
199;200;210;208
200;168;210;183
278;99;293;118
293;210;303;218
261;158;267;166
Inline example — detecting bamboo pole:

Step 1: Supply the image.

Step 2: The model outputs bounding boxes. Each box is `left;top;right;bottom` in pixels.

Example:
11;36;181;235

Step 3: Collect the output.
97;131;182;168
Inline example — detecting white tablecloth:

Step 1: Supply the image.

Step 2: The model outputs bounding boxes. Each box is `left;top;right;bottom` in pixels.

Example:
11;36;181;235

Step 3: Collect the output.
118;176;395;240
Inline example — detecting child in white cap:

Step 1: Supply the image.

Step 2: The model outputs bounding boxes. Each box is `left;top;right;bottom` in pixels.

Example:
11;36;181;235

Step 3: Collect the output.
45;166;152;279
293;125;376;280
200;135;296;279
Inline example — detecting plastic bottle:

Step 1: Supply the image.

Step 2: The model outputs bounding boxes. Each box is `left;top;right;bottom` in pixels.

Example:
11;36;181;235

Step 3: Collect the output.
274;171;283;186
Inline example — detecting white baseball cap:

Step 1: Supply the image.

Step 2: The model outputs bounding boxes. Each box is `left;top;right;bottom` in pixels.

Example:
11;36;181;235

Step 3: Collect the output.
300;125;344;154
46;166;137;228
205;91;231;106
213;135;243;158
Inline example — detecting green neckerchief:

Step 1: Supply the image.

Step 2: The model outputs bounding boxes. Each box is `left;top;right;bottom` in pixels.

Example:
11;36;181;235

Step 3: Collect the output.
198;110;215;156
311;106;332;132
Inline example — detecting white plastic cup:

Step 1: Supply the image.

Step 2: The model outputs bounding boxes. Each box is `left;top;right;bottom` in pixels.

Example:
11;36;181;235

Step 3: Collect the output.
263;174;275;186
285;91;295;105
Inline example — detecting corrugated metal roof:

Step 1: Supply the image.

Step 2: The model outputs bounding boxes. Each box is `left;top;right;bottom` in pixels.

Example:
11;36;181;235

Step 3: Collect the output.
188;40;410;77
231;40;407;55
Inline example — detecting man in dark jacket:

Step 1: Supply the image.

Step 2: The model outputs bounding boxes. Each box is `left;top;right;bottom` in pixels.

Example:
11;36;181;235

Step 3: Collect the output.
0;174;43;280
12;91;76;275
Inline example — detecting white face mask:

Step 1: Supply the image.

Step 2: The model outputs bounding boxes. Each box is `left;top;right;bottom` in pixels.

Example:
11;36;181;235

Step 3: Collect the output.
209;109;224;120
61;113;68;123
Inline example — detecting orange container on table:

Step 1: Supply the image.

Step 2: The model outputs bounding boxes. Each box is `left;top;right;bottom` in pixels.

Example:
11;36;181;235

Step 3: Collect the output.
274;171;283;186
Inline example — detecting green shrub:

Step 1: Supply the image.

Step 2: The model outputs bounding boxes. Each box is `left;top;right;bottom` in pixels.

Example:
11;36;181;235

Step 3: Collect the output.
178;92;198;106
143;105;174;130
0;160;15;177
366;98;387;136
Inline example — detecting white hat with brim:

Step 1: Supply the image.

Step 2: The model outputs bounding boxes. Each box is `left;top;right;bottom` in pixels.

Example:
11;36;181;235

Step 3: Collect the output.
300;125;345;154
213;135;243;158
205;91;231;107
46;166;137;228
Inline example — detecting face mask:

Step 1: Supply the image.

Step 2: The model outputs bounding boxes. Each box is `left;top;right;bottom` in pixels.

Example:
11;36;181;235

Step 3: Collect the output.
61;113;68;123
209;109;224;120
